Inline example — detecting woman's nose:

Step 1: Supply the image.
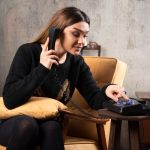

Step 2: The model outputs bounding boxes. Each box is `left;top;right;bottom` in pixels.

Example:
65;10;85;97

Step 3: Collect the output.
78;36;86;45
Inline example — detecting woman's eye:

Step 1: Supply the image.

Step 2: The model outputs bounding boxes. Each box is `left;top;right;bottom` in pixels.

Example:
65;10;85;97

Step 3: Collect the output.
72;31;80;37
72;31;88;38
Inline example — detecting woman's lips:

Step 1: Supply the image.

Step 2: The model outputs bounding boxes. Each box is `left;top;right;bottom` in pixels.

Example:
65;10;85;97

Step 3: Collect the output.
74;46;83;51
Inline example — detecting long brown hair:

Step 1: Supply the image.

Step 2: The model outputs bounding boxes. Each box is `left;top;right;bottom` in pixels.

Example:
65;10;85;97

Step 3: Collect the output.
33;7;90;44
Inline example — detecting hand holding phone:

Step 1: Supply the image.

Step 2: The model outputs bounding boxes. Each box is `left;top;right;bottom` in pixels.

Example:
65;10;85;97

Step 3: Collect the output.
40;27;60;69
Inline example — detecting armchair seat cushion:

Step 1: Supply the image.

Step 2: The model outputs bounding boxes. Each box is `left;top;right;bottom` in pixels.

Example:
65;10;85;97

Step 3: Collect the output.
65;136;97;144
65;136;99;150
65;144;99;150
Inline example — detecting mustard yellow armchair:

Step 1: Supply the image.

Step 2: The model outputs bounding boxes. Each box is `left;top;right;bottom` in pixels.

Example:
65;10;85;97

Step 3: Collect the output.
0;56;127;150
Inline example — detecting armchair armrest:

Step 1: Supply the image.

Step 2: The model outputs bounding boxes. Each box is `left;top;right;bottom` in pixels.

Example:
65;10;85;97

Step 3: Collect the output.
61;108;109;124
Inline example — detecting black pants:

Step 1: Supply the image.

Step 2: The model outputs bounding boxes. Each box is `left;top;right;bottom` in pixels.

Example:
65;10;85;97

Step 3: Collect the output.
0;115;65;150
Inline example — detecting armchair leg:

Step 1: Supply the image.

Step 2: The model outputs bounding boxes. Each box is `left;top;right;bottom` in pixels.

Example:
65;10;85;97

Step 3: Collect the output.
96;124;107;150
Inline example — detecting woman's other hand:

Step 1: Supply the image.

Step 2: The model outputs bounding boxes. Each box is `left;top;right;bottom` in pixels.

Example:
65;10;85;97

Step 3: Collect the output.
105;84;129;102
40;38;59;69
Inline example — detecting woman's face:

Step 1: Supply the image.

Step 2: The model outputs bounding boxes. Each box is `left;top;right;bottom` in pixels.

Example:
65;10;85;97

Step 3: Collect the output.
61;21;89;55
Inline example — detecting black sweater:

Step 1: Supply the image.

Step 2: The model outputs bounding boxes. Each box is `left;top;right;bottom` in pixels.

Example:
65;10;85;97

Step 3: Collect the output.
3;43;107;110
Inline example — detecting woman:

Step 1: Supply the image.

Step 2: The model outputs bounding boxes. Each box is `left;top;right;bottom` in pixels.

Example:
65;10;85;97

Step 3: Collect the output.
0;7;128;150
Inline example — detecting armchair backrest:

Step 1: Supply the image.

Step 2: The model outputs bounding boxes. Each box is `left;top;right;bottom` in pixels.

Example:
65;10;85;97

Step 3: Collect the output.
83;56;127;87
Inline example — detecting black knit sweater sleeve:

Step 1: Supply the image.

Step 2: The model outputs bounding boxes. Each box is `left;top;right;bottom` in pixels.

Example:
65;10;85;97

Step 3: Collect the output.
2;43;50;109
76;56;109;110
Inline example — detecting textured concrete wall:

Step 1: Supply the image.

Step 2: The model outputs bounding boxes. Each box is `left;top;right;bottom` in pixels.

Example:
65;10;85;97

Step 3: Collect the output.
0;0;150;97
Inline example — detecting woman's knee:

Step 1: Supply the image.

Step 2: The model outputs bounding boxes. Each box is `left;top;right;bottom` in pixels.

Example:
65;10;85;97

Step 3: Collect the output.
40;120;62;134
15;115;39;135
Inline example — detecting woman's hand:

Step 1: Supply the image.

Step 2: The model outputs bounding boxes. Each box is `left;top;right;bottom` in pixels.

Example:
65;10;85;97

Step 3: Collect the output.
105;84;129;102
40;38;59;69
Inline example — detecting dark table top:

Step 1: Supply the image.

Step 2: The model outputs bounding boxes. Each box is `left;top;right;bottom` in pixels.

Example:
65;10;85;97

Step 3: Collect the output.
98;109;150;121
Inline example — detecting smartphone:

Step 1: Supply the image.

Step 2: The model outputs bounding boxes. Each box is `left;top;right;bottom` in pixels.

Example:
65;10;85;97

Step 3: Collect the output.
48;27;60;50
